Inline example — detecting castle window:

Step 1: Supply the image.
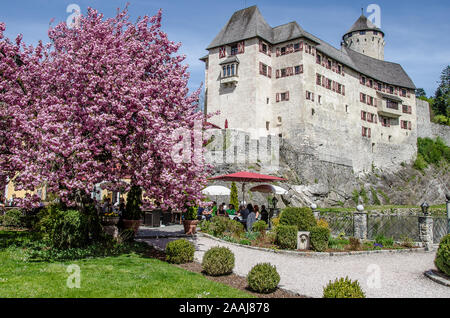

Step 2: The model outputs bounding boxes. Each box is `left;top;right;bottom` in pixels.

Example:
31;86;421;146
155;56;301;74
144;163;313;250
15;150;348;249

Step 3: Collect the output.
368;79;373;88
345;105;349;113
294;65;303;75
361;111;367;121
374;31;378;35
277;116;282;124
281;47;286;55
362;126;371;138
337;84;342;94
267;98;270;104
294;43;301;51
389;86;394;94
316;54;322;64
402;105;412;114
280;92;289;101
338;65;342;73
306;91;312;100
360;31;366;35
377;82;382;91
327;79;332;89
281;68;287;77
312;108;315;116
230;44;238;56
316;74;321;85
386;99;398;110
262;43;268;54
360;76;366;85
266;122;270;131
327;60;332;69
360;93;367;103
400;89;407;97
318;95;322;104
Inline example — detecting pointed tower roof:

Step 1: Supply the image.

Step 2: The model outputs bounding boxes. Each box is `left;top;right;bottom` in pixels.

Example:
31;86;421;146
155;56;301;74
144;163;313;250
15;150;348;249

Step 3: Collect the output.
345;14;384;36
206;6;273;49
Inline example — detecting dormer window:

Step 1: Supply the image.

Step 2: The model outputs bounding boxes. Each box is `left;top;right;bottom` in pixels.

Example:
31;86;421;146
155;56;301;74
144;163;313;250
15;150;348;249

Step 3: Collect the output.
230;44;238;56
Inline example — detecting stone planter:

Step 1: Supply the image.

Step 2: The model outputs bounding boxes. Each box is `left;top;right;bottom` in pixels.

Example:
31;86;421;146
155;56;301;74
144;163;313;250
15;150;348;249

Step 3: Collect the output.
101;216;120;226
123;219;142;235
183;220;199;235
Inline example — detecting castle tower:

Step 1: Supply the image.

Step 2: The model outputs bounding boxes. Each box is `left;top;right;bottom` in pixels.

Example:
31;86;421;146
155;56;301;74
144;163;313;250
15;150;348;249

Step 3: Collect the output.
342;14;385;60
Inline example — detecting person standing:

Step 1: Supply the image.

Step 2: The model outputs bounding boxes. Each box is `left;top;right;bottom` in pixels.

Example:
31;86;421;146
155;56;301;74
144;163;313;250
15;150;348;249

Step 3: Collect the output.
260;205;269;224
253;205;260;220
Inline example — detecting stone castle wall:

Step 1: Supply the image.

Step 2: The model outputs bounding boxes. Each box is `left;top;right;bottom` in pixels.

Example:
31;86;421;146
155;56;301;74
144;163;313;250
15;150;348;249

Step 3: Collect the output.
416;99;450;145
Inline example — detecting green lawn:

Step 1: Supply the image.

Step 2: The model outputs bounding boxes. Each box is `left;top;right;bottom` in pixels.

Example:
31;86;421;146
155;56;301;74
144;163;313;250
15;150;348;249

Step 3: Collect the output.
0;231;252;298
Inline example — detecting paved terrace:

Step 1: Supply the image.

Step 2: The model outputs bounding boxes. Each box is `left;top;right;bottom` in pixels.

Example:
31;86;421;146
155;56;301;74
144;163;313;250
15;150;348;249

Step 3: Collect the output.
137;225;450;298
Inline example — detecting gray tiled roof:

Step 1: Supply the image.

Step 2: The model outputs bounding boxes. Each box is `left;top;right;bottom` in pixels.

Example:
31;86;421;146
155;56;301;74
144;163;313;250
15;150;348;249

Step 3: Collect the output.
345;15;383;36
206;6;273;50
205;6;415;89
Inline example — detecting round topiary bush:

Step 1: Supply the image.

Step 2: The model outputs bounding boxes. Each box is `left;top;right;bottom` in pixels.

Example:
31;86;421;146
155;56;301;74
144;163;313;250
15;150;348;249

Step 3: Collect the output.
323;277;366;298
275;225;297;250
247;263;280;293
165;239;195;264
252;220;268;234
202;247;235;276
310;226;330;252
280;207;316;231
435;234;450;276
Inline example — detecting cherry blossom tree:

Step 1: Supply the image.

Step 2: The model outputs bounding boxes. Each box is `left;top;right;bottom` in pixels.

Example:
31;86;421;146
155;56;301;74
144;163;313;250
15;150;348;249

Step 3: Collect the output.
0;7;211;210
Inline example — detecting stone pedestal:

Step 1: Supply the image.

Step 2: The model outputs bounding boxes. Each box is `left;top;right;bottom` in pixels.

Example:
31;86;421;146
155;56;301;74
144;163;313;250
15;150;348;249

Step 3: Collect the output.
103;225;119;239
297;231;310;250
419;216;433;251
353;212;367;240
313;211;320;220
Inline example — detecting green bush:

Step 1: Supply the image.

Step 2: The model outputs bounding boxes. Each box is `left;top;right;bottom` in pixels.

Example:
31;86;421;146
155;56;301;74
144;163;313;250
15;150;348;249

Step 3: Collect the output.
207;216;244;237
413;154;428;172
124;185;142;220
165;239;195;264
435;234;450;276
0;209;23;228
279;207;316;231
323;277;366;298
275;225;297;250
202;247;235;276
252;220;268;234
375;234;394;248
416;137;450;167
247;263;280;293
310;226;330;252
37;205;90;249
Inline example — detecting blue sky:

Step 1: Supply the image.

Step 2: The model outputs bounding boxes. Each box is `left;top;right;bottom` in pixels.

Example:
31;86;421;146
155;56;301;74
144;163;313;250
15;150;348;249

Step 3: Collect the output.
1;0;449;96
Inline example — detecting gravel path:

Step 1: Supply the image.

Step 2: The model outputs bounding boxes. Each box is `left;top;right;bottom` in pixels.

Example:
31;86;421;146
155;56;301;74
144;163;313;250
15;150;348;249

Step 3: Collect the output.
141;235;450;298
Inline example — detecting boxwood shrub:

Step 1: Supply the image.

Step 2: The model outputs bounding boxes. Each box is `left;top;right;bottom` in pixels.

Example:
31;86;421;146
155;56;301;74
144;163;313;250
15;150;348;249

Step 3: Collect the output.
280;207;316;231
323;277;366;298
252;220;268;234
165;239;195;264
202;247;235;276
310;226;330;252
435;234;450;276
247;263;280;293
276;225;297;250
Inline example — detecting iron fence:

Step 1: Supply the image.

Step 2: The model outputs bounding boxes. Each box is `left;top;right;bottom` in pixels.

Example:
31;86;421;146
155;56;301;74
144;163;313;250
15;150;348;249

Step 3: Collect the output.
318;211;354;237
433;216;448;244
367;214;420;241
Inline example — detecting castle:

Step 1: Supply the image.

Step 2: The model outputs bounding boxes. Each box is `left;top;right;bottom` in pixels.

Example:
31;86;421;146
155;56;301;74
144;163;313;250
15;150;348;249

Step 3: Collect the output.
201;6;421;173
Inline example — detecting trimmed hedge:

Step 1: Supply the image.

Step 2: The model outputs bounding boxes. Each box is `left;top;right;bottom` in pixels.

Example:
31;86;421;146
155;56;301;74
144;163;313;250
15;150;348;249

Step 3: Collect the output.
323;277;366;298
280;207;316;231
247;263;280;293
202;247;235;276
276;225;297;250
435;234;450;276
310;226;330;252
165;239;195;264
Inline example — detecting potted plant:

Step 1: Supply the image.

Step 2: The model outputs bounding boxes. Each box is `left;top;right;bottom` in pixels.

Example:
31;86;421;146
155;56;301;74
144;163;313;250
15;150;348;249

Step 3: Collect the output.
101;211;120;226
183;206;199;235
122;185;143;234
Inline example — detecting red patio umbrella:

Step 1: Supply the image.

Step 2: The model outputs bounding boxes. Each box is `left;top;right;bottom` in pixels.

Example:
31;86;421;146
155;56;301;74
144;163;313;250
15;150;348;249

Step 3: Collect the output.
209;172;286;204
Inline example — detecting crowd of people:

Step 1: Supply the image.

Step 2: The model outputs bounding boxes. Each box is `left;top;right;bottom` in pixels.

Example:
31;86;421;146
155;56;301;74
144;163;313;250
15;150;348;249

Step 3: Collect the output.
198;201;270;230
